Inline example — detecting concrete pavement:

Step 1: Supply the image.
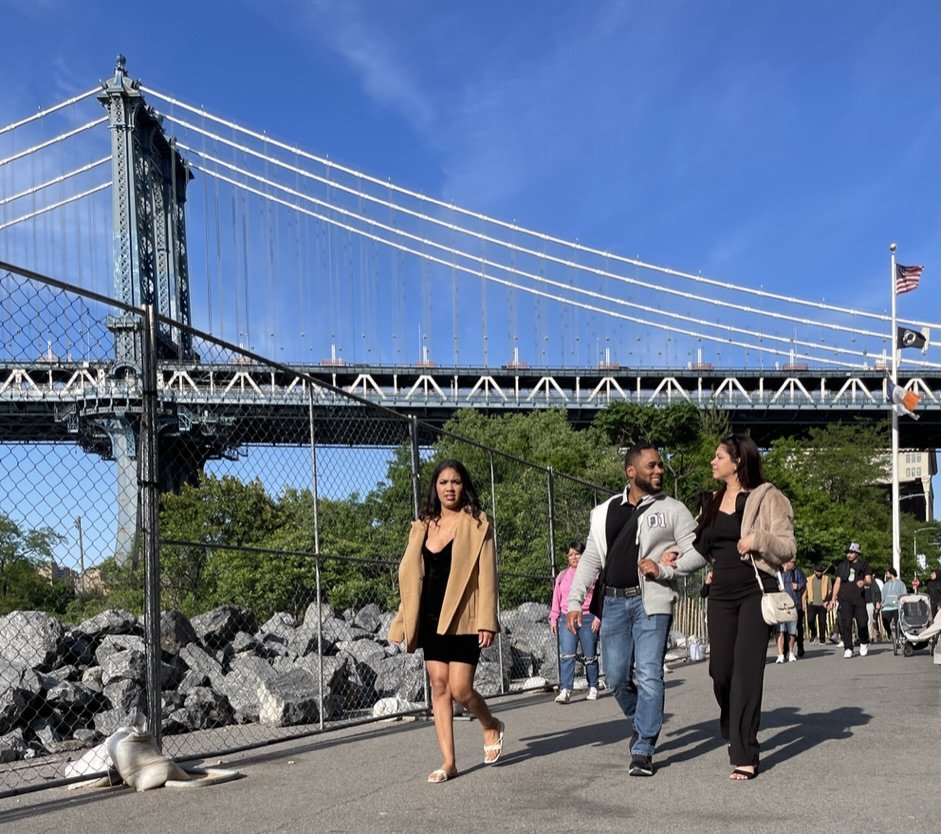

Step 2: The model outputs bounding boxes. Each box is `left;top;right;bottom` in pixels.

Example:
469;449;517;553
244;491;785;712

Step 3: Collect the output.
1;640;938;834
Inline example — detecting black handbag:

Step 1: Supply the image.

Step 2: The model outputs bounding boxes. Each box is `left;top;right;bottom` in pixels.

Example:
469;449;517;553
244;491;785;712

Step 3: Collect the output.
587;501;653;619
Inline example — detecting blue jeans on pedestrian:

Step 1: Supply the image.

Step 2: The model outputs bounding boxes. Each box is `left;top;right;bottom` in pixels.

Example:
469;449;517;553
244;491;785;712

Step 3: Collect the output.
559;612;599;690
600;595;672;758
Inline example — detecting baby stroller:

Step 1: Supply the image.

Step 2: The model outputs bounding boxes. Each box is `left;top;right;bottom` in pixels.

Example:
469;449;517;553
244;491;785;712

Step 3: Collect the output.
892;593;935;657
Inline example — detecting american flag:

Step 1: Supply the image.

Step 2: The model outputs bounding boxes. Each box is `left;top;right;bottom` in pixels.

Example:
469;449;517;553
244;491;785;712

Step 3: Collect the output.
895;264;924;295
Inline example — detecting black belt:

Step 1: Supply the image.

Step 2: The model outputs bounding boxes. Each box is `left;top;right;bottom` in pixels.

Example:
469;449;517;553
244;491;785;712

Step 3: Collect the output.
604;585;641;598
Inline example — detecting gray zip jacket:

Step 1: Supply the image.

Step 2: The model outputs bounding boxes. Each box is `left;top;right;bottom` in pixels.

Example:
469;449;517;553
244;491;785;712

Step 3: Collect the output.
567;490;699;617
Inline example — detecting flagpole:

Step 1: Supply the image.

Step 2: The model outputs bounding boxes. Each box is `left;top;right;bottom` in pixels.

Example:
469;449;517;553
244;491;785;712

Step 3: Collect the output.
890;242;901;576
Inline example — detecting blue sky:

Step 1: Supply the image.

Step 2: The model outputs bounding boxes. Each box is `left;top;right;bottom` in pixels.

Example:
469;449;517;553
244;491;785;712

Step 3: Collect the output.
1;1;940;562
1;1;937;318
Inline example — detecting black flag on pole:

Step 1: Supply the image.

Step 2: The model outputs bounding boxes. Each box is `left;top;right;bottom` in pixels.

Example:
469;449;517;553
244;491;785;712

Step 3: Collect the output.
896;326;930;352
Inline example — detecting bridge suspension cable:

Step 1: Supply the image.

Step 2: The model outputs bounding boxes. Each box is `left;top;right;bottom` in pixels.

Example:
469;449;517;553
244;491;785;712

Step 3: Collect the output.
0;117;107;168
193;161;888;370
0;183;112;233
171;130;909;345
0;157;110;208
144;87;935;331
183;149;938;371
0;87;100;136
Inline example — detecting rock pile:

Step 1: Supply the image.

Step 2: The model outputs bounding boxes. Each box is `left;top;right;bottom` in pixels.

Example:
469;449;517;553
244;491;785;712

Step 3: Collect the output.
0;601;558;764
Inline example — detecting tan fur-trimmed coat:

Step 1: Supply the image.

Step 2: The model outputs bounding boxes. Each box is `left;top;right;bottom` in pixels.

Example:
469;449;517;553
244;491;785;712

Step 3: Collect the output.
387;509;500;653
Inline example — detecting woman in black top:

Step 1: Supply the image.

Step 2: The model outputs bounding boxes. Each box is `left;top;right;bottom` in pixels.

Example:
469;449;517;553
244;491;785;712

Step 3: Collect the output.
692;434;795;781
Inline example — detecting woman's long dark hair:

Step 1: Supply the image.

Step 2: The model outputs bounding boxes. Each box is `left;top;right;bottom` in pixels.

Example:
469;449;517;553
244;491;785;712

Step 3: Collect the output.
418;459;483;522
698;433;765;530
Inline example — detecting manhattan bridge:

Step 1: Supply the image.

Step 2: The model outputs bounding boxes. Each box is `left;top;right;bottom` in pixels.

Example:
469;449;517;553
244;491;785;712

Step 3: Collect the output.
1;57;939;570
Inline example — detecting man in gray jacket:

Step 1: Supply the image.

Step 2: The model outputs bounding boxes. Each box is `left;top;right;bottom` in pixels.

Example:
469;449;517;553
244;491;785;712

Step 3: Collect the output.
566;443;699;777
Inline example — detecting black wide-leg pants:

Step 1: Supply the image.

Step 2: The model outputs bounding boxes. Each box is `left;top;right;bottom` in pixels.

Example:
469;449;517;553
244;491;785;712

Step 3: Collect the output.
707;590;771;769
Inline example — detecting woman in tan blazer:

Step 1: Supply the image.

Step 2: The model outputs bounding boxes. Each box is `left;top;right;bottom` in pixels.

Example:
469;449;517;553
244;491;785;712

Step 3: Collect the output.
388;459;505;783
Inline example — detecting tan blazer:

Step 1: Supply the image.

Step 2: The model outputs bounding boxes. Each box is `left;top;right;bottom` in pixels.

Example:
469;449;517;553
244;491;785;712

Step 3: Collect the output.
387;509;500;653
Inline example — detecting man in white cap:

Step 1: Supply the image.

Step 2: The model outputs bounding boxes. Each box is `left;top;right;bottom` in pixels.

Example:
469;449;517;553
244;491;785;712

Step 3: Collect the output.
828;542;873;658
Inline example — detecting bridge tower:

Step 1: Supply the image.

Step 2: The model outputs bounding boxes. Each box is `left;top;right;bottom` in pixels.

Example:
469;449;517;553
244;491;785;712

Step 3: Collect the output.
90;57;225;562
98;54;194;363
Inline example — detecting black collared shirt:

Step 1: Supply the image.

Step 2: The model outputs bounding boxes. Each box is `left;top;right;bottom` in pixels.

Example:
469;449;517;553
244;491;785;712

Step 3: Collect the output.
604;498;640;589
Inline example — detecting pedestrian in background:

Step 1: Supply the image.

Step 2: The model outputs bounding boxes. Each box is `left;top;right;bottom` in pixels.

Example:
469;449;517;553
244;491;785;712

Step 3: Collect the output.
880;568;906;642
828;542;873;658
806;564;832;644
549;540;600;704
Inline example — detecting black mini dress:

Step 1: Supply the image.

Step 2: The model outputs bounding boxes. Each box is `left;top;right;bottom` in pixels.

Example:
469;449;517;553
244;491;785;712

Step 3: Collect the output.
418;539;481;666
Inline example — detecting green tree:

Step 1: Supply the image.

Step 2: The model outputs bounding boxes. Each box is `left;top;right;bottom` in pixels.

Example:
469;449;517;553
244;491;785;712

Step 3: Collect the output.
763;423;897;572
0;514;68;615
159;475;283;614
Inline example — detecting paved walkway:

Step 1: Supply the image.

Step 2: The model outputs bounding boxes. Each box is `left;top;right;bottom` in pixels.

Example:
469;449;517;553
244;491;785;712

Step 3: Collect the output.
2;641;939;834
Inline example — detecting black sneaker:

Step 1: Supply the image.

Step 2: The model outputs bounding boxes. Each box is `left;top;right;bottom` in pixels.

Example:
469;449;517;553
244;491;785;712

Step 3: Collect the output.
629;755;654;777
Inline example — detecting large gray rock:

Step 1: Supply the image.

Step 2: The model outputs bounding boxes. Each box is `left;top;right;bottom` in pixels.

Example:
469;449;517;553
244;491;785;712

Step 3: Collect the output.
1;658;42;734
179;686;233;730
159;610;198;655
103;679;146;714
374;652;425;702
230;630;268;656
258;612;296;645
45;679;99;722
287;655;348;694
0;611;63;671
352;603;383;633
75;609;139;642
513;602;552;624
178;644;227;691
95;634;145;668
473;661;506;697
302;601;336;626
288;624;335;657
59;632;95;667
101;647;146;686
321;617;355;646
258;669;320;727
0;728;28;763
221;655;277;722
505;622;555;676
92;706;128;736
191;605;257;649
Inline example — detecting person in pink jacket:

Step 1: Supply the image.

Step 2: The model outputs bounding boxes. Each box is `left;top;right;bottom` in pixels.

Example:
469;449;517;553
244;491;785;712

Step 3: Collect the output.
550;541;600;703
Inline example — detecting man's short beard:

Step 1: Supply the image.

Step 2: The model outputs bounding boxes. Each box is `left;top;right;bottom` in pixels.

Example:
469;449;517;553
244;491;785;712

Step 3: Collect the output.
633;473;661;495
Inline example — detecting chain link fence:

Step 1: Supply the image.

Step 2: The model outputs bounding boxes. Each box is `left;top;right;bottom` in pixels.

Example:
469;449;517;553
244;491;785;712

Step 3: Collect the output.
0;265;710;795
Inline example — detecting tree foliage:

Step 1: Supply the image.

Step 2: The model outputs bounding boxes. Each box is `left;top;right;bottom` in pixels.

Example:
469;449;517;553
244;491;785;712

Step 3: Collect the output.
0;514;68;615
8;406;937;622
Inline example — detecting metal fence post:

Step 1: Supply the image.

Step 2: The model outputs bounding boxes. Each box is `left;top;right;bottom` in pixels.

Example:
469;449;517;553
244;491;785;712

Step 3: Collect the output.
308;387;325;731
546;467;562;688
408;415;421;519
488;452;508;694
140;304;162;747
407;416;429;712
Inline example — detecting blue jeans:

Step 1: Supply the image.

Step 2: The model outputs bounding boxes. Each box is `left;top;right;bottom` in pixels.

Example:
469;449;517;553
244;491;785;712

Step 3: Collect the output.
559;613;599;690
600;595;672;758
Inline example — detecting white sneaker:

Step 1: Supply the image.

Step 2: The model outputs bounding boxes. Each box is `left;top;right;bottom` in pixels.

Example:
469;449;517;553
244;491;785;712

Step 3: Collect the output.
555;688;571;704
859;643;869;657
787;653;797;662
775;655;785;664
843;649;853;659
586;687;599;701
